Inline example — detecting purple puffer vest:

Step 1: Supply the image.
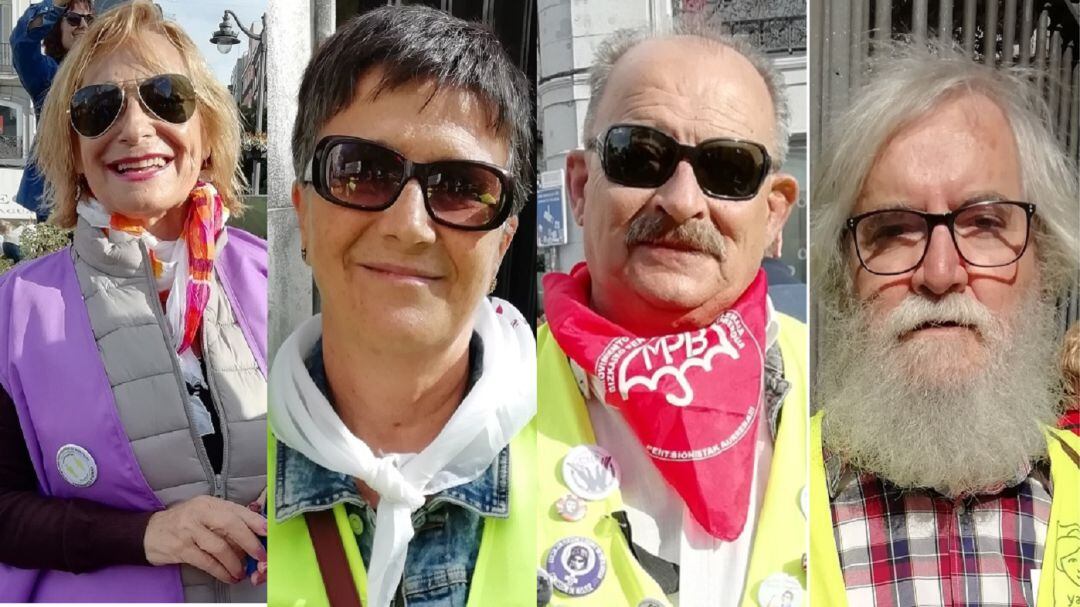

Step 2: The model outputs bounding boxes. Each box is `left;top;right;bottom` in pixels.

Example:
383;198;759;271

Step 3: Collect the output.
0;228;267;602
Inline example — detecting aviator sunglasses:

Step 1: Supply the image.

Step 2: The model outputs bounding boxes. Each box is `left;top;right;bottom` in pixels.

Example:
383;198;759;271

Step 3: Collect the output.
587;123;773;200
63;11;94;27
69;73;198;138
302;135;514;231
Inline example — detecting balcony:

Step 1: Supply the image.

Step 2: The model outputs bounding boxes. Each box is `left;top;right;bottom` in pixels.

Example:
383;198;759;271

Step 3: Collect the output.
677;0;808;54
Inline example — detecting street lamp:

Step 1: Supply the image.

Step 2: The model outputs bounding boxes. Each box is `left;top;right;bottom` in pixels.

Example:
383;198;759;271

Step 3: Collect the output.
210;11;266;195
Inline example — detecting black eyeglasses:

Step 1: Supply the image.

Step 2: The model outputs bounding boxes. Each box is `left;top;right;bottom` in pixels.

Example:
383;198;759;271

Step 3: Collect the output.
63;11;93;27
302;136;514;231
69;73;198;138
846;200;1037;275
586;123;772;200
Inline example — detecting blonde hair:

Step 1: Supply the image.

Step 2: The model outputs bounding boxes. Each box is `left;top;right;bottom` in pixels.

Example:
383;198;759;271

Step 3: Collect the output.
1062;323;1080;404
36;0;243;228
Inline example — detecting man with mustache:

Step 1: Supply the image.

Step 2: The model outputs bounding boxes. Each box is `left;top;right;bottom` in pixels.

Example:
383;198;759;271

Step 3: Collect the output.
536;20;806;607
809;45;1080;607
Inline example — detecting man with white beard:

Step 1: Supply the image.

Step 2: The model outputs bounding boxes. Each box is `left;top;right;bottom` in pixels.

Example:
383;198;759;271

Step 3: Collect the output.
808;45;1080;607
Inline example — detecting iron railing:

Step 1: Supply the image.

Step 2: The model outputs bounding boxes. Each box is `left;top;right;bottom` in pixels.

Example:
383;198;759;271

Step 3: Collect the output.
678;0;808;53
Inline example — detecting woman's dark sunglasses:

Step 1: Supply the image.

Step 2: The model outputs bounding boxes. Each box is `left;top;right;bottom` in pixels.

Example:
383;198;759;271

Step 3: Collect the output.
63;12;94;27
69;73;197;139
302;136;514;231
588;123;772;200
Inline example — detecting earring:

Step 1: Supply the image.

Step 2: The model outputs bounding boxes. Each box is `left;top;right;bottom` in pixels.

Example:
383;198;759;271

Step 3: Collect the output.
488;275;498;294
300;247;307;262
74;179;82;203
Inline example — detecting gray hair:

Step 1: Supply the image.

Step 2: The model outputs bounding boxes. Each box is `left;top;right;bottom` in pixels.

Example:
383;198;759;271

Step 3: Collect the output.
583;19;791;168
811;41;1080;308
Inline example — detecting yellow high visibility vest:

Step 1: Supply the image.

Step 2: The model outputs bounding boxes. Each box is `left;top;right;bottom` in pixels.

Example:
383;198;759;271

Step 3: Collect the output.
536;313;808;606
808;412;1080;606
266;421;539;607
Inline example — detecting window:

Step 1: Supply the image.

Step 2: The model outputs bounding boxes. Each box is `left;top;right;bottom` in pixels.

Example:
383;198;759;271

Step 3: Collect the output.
0;103;24;165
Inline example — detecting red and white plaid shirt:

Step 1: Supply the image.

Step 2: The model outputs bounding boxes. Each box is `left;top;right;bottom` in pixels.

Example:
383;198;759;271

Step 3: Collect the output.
826;454;1052;607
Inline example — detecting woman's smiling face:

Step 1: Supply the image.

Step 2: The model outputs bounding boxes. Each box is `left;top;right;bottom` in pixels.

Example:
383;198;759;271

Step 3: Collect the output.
75;31;205;238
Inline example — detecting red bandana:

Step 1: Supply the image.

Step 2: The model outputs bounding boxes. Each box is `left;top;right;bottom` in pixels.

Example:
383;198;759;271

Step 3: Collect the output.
543;263;768;540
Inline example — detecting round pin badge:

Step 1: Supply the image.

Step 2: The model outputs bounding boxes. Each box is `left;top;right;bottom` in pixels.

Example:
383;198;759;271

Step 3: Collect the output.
56;444;97;488
545;536;607;597
758;572;803;607
561;445;620;501
347;512;364;535
556;493;587;522
638;599;666;607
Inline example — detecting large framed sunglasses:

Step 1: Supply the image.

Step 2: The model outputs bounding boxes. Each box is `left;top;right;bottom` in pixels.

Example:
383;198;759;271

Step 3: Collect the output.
302;136;514;231
63;11;94;27
846;200;1037;275
69;73;198;139
587;123;772;200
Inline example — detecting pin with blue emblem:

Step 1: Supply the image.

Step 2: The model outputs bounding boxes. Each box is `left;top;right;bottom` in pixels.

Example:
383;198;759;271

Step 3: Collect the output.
562;445;620;501
545;536;607;596
56;444;97;488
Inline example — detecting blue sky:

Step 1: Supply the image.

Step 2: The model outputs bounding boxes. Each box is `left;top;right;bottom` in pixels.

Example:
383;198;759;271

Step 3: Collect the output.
156;0;267;86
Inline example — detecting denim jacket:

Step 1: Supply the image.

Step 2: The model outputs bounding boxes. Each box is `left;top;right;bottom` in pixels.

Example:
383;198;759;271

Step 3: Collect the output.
274;335;510;607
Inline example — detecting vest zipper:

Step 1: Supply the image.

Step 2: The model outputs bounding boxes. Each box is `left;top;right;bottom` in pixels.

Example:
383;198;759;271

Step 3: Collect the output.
137;241;223;602
199;272;233;603
202;321;231;500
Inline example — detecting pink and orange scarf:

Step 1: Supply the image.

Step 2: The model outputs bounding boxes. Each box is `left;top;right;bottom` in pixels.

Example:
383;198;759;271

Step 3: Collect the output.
76;181;228;403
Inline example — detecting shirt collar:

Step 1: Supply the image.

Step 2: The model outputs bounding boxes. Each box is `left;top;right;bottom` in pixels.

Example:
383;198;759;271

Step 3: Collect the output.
822;448;1053;500
274;333;510;523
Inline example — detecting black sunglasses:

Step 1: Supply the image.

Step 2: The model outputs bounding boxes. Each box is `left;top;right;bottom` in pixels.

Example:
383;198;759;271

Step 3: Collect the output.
302;136;514;231
587;124;772;200
63;11;94;27
69;73;198;139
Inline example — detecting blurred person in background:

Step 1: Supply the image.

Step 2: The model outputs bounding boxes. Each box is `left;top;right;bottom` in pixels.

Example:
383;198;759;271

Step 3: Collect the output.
11;0;94;221
1060;322;1079;435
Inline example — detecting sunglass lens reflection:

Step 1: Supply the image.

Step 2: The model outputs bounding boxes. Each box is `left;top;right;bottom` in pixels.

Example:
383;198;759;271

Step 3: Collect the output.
603;126;676;187
70;83;123;137
325;142;406;208
138;75;197;124
425;163;504;227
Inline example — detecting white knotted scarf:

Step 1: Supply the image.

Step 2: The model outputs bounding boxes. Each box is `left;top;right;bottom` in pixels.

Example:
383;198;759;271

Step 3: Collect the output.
268;297;536;607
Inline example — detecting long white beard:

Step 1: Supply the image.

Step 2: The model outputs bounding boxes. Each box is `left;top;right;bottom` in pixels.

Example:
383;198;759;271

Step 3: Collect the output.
818;291;1062;496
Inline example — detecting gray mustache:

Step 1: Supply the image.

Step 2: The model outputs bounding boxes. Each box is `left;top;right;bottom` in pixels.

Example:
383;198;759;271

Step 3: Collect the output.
885;293;995;339
624;214;726;260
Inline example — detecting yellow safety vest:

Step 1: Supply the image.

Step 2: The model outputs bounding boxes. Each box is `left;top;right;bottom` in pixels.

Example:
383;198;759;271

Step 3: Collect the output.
266;421;539;607
536;313;808;606
808;412;1080;606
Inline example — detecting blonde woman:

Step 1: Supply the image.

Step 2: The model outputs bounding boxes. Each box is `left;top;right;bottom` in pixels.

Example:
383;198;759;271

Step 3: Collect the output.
0;1;267;602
